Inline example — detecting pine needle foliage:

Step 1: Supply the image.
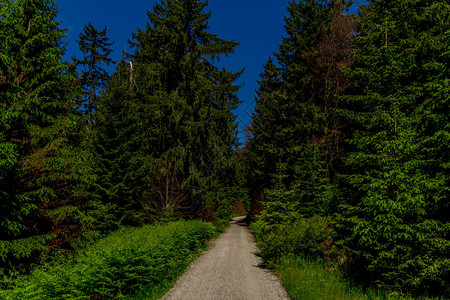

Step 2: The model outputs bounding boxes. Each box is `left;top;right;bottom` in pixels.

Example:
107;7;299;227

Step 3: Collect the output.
0;0;100;269
73;22;114;125
245;0;448;296
336;0;450;294
94;0;243;222
245;0;355;220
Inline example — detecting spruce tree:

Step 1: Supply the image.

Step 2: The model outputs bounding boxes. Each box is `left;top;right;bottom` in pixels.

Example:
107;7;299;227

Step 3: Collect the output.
277;0;336;108
245;0;332;218
416;1;450;236
337;0;450;293
95;0;242;221
303;1;356;182
135;0;242;220
244;58;287;218
93;59;148;225
245;0;354;219
73;23;114;125
0;0;97;266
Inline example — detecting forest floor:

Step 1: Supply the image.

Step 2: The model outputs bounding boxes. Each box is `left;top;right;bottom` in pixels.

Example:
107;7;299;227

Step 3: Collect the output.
160;216;289;300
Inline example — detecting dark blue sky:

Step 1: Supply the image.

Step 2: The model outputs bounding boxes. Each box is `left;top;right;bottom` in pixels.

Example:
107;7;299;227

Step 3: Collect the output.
58;0;366;144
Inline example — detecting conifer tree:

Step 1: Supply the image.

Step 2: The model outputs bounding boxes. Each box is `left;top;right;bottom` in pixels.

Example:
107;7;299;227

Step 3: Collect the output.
337;0;449;293
136;0;242;220
244;58;286;218
246;0;354;219
0;0;97;266
94;0;242;221
246;0;332;218
73;23;114;125
416;1;450;236
93;59;149;225
303;1;356;181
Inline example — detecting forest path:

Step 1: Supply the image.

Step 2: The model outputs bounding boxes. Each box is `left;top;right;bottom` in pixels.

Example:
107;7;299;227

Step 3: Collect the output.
160;216;289;300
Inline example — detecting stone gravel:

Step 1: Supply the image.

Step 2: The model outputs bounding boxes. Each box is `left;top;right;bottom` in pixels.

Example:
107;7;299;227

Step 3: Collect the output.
161;216;290;300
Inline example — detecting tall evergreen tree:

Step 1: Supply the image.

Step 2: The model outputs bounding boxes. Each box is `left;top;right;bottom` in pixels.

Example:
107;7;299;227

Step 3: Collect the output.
244;58;286;218
138;0;242;220
94;0;242;222
93;59;148;225
416;1;450;232
245;0;355;219
73;23;114;125
0;0;97;267
303;1;356;182
337;0;450;293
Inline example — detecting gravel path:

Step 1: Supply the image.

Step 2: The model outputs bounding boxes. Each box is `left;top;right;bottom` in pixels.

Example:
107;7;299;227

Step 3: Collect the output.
161;216;289;300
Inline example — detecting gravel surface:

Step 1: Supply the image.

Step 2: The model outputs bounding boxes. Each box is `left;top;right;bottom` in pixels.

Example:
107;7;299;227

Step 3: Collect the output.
161;216;289;300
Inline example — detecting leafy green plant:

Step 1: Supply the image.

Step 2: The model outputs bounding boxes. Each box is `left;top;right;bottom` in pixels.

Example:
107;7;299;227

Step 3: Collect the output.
251;216;331;265
0;220;216;300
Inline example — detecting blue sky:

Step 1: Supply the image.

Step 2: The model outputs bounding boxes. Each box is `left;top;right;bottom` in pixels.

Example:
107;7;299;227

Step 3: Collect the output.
58;0;366;145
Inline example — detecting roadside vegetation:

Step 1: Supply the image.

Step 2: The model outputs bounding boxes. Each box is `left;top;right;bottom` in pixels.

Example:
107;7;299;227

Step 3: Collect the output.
251;217;444;300
276;256;386;300
0;220;217;300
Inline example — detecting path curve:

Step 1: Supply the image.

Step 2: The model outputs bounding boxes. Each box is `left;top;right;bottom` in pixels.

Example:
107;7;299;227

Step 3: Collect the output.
161;216;289;300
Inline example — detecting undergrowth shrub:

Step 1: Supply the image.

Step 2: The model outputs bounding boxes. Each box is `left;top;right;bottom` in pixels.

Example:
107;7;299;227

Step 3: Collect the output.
250;215;442;299
250;215;335;265
213;217;233;234
0;220;215;299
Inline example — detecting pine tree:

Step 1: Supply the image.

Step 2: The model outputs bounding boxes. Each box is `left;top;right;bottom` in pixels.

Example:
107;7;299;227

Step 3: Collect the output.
337;0;450;293
94;0;242;221
93;59;150;225
303;1;356;182
0;0;97;267
138;0;242;220
416;1;450;238
244;58;287;218
73;23;114;125
277;0;336;108
245;0;354;219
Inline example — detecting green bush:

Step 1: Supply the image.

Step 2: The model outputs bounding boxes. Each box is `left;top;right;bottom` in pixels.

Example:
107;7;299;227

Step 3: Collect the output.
250;215;331;265
0;220;216;300
250;216;442;299
212;217;233;234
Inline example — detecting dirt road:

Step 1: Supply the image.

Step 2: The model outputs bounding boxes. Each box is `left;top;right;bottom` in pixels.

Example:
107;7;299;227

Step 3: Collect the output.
161;216;289;300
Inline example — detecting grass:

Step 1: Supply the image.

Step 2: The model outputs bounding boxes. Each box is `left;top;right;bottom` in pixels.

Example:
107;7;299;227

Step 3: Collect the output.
276;255;443;300
276;255;383;300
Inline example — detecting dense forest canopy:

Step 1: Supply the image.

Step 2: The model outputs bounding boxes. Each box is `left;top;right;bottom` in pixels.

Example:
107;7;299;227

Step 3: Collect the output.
0;0;448;298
